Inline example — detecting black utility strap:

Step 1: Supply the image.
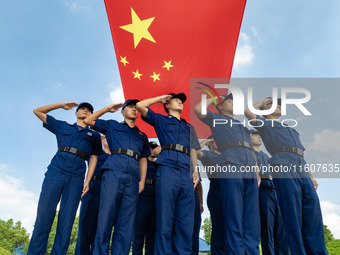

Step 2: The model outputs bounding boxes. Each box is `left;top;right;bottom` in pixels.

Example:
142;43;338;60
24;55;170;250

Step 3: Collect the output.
162;144;190;156
272;146;304;157
145;179;156;186
58;147;88;160
219;141;253;152
111;148;140;161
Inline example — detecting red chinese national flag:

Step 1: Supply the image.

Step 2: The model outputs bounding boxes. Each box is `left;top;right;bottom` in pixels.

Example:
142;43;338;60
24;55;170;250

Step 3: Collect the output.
104;0;246;138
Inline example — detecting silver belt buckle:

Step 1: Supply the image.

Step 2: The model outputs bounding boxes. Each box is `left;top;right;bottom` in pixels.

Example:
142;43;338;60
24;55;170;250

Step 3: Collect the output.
127;149;134;157
175;144;183;151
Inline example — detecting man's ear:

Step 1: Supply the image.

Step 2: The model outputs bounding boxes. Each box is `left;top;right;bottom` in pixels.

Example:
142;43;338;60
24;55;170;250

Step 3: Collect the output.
75;111;78;117
217;104;223;111
121;109;124;115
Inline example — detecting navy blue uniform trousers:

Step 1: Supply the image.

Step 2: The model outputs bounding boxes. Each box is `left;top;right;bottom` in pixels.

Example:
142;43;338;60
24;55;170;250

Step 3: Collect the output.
259;183;289;255
207;181;226;255
74;181;101;255
28;170;83;255
132;191;156;255
219;164;260;255
155;165;194;255
192;189;202;255
273;177;328;255
93;170;139;255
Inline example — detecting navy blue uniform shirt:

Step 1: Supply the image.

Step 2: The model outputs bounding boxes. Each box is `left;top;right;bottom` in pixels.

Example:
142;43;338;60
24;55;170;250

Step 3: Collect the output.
43;114;102;177
255;115;306;167
199;150;219;187
142;108;193;169
93;119;150;179
200;111;256;166
254;150;274;189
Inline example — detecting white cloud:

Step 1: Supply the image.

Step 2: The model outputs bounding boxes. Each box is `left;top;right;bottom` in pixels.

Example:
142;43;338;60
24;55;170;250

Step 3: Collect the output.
0;165;38;236
108;84;125;103
233;32;254;70
307;129;340;163
320;200;340;238
64;0;81;11
251;27;258;37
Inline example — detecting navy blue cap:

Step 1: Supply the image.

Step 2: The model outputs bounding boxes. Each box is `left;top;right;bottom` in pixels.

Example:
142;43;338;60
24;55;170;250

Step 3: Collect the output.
77;102;94;113
250;129;259;135
163;92;187;113
216;93;233;108
259;97;281;110
122;99;140;110
149;141;158;148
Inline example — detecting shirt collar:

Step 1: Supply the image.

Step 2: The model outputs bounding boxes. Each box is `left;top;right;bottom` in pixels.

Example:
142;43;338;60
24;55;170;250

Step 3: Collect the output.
167;114;187;123
121;121;139;130
71;123;90;130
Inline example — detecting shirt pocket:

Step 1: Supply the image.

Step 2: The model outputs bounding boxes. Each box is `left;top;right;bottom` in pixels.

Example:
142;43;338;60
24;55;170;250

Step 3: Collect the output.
58;129;74;145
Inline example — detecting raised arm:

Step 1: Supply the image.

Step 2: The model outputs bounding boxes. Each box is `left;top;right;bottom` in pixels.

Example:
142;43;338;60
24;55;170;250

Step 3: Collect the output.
33;102;78;124
244;98;271;125
193;96;221;120
136;95;172;118
84;103;123;127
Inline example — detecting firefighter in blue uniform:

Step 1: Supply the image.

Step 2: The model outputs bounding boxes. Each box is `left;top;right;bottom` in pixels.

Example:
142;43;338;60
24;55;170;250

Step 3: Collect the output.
245;98;328;255
197;137;226;255
194;93;261;255
136;93;200;255
84;99;150;255
191;126;203;255
75;135;111;255
28;102;102;255
132;141;160;255
250;129;289;255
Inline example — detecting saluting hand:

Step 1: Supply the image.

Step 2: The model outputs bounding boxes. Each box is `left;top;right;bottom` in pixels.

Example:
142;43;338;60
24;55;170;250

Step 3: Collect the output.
261;98;272;109
62;102;79;110
106;103;124;113
158;95;172;104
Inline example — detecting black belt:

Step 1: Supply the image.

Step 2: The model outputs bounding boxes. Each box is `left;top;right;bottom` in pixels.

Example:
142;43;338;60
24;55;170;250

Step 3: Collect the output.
111;148;140;161
272;146;304;157
58;147;88;160
145;179;156;186
219;141;253;152
91;175;102;181
162;144;190;156
260;175;273;181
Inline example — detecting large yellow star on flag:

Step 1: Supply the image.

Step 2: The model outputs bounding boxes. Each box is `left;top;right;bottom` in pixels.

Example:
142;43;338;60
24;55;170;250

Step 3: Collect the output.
120;56;129;66
162;60;174;71
120;8;156;48
132;70;143;80
150;72;160;82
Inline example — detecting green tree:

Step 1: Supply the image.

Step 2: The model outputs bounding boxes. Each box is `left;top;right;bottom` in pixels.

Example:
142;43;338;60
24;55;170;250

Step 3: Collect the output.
324;225;334;244
0;246;11;255
25;212;79;255
326;239;340;255
0;219;29;253
201;217;212;245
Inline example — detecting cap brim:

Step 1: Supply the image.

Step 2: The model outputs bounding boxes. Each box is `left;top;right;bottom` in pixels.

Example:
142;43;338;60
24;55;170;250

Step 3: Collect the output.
171;92;187;103
77;102;94;113
122;99;140;109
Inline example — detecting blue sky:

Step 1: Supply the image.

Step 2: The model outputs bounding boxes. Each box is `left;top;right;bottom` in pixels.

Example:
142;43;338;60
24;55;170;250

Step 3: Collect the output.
1;0;340;239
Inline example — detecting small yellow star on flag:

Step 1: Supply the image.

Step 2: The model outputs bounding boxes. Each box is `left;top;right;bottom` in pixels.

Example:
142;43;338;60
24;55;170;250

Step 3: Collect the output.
132;70;143;80
120;8;156;48
162;60;174;71
120;56;129;66
150;72;160;82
